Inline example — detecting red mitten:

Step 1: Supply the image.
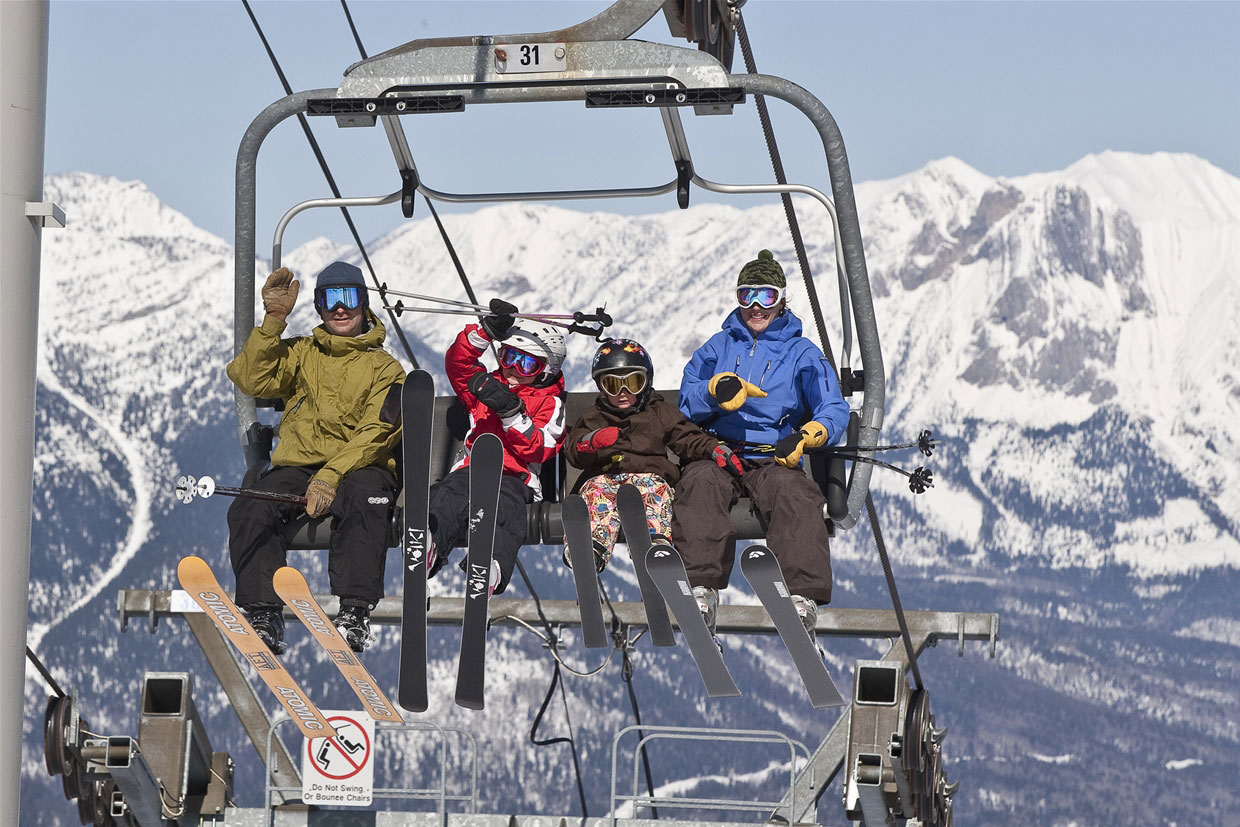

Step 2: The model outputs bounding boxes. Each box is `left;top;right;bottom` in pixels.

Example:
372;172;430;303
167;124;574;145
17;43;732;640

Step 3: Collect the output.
575;426;621;454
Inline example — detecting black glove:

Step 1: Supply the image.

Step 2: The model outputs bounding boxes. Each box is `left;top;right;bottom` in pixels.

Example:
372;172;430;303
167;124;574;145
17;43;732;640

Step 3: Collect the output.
480;297;517;341
467;371;524;418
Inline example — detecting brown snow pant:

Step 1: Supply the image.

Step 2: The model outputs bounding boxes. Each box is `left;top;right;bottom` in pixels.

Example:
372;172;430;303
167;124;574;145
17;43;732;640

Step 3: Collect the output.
670;459;833;604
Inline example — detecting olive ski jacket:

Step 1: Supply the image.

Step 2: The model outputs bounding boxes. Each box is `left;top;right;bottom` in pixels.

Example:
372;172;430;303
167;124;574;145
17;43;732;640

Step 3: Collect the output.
226;311;404;488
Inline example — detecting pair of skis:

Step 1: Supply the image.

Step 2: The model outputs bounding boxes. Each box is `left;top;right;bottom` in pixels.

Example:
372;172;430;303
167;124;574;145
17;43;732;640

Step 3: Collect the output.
563;484;844;708
562;485;673;649
398;370;505;712
562;483;737;698
176;556;402;742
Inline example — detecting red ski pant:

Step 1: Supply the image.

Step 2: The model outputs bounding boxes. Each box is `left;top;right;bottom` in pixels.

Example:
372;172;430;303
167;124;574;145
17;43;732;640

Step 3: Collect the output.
670;460;833;604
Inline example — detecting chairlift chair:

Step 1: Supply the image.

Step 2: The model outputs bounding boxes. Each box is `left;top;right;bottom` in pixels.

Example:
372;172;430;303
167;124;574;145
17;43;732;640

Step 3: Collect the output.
231;0;884;551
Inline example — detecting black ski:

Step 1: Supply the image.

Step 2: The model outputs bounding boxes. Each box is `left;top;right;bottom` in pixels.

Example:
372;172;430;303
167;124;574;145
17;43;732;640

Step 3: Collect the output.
454;432;504;710
561;494;608;648
398;369;436;712
739;545;845;708
616;484;675;646
645;543;741;699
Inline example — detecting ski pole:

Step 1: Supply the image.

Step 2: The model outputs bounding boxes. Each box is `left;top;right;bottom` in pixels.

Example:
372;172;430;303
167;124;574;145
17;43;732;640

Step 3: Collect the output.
379;303;613;339
174;475;307;506
371;285;581;320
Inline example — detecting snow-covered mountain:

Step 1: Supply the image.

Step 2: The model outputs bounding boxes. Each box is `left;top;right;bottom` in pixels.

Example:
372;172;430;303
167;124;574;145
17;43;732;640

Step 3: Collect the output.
21;153;1240;825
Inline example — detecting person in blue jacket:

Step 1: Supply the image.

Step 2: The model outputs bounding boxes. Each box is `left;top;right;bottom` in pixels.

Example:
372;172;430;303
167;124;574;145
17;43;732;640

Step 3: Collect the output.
672;249;850;642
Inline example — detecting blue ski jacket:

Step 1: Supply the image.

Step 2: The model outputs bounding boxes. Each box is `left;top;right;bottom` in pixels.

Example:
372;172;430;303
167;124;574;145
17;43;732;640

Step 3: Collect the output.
679;308;850;460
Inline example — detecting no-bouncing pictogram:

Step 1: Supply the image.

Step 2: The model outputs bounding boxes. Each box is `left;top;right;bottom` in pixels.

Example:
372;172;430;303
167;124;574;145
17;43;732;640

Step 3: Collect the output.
306;714;371;780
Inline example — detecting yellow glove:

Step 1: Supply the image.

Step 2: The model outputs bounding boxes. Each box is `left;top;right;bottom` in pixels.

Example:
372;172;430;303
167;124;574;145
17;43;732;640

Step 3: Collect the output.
708;372;768;412
773;421;830;468
304;479;336;518
261;268;299;320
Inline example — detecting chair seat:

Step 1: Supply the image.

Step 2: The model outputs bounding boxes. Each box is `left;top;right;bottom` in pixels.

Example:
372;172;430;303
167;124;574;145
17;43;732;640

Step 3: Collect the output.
273;388;848;551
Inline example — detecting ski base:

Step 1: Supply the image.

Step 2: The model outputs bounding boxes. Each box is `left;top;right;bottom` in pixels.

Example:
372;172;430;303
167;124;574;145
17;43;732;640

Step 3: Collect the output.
398;369;436;712
739;545;845;709
645;544;741;699
616;484;675;646
272;566;404;722
454;432;505;710
562;494;609;648
176;556;336;738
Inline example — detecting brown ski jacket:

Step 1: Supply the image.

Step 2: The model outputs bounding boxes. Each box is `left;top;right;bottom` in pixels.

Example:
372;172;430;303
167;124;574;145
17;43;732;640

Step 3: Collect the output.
565;392;720;488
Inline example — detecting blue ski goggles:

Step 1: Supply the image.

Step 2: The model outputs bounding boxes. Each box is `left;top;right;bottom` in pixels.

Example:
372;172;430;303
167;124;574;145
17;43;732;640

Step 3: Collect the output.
314;285;365;312
737;284;785;309
499;345;546;377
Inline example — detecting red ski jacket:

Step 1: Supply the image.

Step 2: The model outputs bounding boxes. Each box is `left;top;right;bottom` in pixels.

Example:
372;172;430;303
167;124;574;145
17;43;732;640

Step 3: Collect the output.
445;324;567;501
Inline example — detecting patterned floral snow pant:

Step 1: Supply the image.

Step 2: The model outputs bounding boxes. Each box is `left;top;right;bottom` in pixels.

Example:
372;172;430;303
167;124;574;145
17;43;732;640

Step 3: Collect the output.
577;472;674;568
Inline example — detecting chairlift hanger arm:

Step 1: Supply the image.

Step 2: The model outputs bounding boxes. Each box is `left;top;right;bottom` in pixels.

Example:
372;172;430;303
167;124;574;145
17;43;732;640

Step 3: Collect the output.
237;48;882;530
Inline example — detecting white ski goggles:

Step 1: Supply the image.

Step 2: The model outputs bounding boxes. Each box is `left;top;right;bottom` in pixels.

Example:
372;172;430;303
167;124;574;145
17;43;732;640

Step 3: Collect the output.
737;284;784;309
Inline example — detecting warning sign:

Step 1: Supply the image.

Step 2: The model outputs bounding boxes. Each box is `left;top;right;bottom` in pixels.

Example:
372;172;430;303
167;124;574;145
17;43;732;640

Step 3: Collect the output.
301;711;375;806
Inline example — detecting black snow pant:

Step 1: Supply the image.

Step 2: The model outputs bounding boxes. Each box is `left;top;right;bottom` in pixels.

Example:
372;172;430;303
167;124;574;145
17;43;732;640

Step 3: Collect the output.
228;464;397;608
427;466;531;595
670;459;833;604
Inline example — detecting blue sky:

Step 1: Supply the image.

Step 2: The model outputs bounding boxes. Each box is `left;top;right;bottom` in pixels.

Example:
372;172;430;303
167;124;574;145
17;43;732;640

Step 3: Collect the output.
44;1;1240;252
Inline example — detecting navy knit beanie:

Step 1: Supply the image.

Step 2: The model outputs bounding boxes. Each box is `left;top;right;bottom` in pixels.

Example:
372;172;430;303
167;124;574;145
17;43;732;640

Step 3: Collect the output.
315;261;365;291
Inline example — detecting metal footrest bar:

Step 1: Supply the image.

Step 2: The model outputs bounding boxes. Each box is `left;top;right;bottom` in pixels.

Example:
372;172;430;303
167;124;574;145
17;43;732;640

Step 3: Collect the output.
610;724;812;826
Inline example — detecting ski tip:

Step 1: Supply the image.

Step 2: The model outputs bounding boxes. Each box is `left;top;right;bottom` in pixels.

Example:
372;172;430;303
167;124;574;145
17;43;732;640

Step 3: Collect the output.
272;566;306;590
454;695;485;711
709;687;744;699
811;694;847;709
176;555;208;582
398;698;429;714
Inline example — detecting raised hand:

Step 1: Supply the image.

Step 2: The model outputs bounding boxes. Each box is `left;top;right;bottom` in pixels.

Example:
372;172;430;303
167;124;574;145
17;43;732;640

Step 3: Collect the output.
261;268;299;320
467;371;524;418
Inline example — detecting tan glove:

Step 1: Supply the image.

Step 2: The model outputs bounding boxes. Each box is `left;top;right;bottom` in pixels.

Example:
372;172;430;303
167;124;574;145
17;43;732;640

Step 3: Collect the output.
304;479;336;518
261;268;299;320
773;421;830;468
708;372;768;412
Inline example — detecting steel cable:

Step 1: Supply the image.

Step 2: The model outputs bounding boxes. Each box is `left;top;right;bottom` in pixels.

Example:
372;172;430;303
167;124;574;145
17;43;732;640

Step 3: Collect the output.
240;0;419;368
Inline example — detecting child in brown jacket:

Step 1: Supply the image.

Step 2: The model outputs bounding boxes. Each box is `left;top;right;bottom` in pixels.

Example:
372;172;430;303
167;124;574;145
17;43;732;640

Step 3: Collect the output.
564;338;745;570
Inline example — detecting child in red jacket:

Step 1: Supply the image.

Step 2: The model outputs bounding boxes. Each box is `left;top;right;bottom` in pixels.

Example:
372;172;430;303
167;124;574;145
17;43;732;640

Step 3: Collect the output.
427;303;568;594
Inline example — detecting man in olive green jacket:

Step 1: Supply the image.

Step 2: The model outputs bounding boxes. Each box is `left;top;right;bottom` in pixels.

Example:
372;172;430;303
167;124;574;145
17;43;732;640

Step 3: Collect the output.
226;261;404;654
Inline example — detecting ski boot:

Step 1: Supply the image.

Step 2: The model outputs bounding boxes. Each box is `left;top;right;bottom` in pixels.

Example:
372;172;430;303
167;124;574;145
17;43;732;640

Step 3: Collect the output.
426;533;441;578
244;603;286;655
692;585;720;649
333;600;374;653
488;559;502;596
562;539;609;572
791;594;823;658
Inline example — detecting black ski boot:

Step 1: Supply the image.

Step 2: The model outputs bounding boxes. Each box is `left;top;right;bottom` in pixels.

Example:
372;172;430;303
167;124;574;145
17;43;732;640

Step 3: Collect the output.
244;603;286;655
333;600;373;653
562;539;610;572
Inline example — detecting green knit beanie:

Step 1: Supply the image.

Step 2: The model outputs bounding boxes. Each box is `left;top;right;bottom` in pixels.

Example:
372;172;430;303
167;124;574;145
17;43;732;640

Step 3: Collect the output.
737;249;786;288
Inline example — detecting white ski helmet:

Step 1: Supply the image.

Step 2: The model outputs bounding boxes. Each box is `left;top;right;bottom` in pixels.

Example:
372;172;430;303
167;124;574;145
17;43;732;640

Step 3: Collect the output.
505;321;567;380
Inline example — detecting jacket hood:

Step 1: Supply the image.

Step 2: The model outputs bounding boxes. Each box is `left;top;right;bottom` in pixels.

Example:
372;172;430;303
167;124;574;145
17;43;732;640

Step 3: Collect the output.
721;307;803;343
312;310;388;355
